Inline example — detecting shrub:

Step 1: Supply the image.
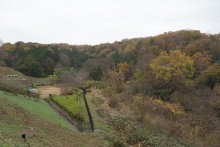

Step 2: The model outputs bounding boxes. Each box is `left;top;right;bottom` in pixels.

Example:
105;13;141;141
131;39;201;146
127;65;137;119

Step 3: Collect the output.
52;94;84;122
82;80;104;90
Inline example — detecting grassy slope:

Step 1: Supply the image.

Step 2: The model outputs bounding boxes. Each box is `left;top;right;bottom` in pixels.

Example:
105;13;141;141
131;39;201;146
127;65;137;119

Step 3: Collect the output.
0;91;104;147
0;66;50;86
0;66;24;76
0;91;72;129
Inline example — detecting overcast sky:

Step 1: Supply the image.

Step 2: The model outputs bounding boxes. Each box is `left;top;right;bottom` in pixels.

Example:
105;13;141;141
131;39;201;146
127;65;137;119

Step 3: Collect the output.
0;0;219;45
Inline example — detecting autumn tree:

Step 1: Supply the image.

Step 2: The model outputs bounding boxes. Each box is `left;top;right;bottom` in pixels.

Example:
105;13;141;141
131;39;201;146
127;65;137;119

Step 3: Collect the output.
134;68;145;86
147;45;162;56
192;52;212;76
150;50;195;81
117;62;129;79
103;69;125;93
198;65;220;90
149;50;195;100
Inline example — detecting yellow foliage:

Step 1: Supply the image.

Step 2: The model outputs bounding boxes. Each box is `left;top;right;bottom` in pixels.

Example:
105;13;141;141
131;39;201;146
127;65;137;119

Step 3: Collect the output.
148;45;162;56
150;50;195;81
1;43;16;51
134;93;147;104
166;103;186;116
118;62;129;76
123;43;136;53
134;68;145;86
154;98;163;104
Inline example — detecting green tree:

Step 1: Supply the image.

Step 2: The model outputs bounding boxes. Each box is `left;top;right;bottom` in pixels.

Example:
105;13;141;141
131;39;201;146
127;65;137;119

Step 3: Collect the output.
112;51;122;65
42;57;55;76
90;66;103;81
48;75;59;85
16;60;44;77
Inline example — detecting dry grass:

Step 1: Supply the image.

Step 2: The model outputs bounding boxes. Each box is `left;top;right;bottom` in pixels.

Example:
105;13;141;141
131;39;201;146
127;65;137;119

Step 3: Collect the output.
37;86;62;98
0;66;24;75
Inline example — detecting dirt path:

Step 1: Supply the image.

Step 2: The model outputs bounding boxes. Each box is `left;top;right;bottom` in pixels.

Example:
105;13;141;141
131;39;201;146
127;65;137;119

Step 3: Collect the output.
37;86;61;98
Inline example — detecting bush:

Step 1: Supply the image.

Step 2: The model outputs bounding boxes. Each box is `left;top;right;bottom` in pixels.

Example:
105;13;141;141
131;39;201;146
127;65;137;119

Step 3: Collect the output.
52;94;84;122
82;80;104;90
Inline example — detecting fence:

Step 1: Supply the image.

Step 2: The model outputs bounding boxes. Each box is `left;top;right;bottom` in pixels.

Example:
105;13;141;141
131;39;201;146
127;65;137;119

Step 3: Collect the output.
45;98;88;132
45;97;94;132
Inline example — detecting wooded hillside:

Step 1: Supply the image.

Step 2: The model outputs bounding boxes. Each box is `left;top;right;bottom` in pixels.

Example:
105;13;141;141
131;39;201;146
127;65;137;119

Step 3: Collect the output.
1;30;220;146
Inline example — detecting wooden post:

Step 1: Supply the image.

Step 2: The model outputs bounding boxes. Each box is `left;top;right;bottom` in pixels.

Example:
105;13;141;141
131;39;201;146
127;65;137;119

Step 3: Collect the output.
79;87;94;132
21;134;26;142
78;122;83;132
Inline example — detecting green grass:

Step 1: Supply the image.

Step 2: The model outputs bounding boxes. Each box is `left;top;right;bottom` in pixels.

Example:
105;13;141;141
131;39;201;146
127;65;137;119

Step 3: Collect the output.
0;66;24;76
32;77;51;86
0;91;72;129
52;95;84;122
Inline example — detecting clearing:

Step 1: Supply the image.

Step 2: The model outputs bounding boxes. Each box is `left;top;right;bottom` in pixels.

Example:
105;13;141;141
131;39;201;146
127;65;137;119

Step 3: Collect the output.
37;86;61;98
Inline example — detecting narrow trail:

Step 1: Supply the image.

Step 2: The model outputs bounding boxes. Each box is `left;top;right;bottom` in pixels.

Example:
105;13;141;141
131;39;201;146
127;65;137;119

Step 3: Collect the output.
45;99;82;132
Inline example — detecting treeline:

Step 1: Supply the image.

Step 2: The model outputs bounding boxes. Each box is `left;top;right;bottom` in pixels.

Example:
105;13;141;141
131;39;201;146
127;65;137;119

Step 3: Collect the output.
0;30;220;91
0;42;90;77
1;30;220;90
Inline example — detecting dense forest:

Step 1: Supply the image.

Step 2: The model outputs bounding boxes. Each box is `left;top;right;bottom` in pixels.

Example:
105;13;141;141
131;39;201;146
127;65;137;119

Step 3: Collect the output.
1;30;220;146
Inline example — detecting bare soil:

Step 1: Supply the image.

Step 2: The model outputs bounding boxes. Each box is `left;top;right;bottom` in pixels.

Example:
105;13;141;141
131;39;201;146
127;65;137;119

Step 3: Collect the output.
37;86;61;98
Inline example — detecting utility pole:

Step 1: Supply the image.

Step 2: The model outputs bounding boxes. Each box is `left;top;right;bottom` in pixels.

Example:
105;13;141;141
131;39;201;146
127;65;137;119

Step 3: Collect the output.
79;87;94;132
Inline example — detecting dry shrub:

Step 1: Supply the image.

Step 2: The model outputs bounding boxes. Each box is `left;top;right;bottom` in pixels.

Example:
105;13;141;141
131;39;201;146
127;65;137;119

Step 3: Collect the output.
133;95;186;121
90;88;102;98
152;89;220;146
90;88;105;106
60;86;73;95
102;69;126;93
92;81;220;146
